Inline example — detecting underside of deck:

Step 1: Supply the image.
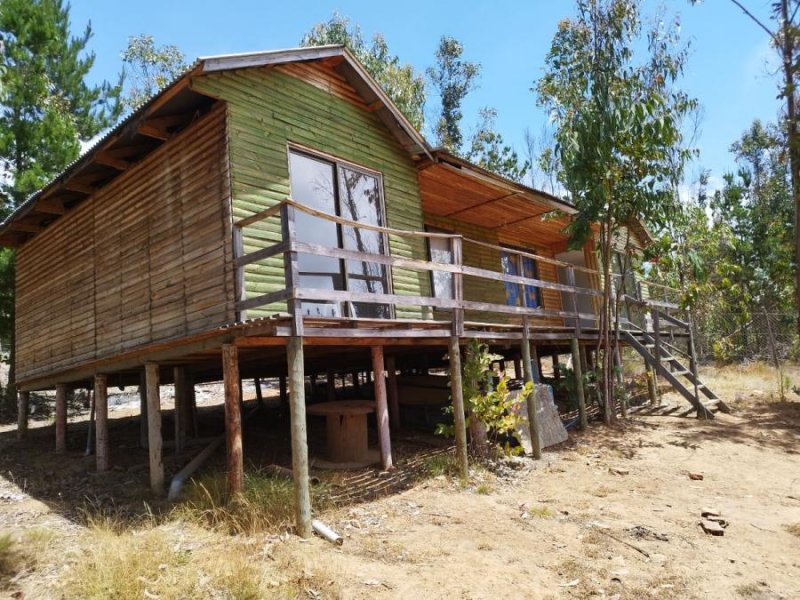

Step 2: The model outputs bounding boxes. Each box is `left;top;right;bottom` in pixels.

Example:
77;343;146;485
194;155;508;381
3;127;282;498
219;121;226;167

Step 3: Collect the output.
17;315;620;392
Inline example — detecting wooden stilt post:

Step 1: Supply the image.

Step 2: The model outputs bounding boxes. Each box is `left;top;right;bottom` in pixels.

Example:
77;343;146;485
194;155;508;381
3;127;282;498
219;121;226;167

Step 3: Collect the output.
513;356;522;380
279;374;288;406
145;363;164;495
326;370;336;402
371;346;393;470
222;345;244;496
614;346;627;418
95;374;109;472
570;339;587;430
84;388;94;456
287;337;312;538
17;391;29;441
521;318;541;459
188;374;198;439
139;370;148;449
174;366;188;454
385;355;400;431
552;354;561;380
448;336;469;481
646;363;659;406
530;344;541;383
55;384;67;453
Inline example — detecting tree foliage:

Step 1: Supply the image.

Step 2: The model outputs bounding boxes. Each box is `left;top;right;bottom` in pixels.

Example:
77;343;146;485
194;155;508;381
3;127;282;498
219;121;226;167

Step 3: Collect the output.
427;36;480;151
0;0;121;209
537;0;695;420
650;120;796;359
0;0;121;407
466;107;529;182
121;34;186;111
301;14;426;131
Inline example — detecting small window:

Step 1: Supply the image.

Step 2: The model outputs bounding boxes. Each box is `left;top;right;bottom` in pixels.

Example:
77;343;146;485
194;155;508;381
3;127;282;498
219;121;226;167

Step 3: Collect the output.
426;228;454;299
501;248;541;308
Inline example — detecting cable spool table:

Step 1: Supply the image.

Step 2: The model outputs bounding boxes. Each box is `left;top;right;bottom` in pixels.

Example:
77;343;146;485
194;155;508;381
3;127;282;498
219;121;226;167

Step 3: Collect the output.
306;400;377;464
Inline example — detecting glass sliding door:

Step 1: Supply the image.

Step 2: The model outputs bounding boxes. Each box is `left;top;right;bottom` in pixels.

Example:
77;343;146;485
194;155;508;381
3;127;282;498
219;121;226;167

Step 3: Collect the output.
288;151;345;317
337;165;391;318
288;149;392;319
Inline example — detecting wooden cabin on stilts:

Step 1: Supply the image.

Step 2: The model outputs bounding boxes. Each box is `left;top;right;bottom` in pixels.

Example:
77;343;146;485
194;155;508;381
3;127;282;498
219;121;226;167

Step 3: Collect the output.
0;46;726;537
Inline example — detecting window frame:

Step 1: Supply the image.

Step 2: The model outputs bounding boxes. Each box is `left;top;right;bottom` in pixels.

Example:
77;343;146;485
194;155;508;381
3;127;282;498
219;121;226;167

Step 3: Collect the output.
286;143;394;319
425;225;456;301
500;244;542;309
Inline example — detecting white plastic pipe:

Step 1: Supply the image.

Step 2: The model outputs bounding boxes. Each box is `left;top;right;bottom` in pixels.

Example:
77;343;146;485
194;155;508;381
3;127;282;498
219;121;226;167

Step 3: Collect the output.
312;519;343;546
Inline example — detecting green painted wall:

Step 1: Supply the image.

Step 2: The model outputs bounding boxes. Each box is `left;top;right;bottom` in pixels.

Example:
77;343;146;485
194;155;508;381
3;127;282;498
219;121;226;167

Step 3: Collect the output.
193;67;430;319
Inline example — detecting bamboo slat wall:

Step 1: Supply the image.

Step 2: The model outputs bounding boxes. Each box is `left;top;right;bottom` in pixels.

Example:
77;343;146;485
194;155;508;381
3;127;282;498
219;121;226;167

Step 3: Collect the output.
15;105;233;381
192;63;431;319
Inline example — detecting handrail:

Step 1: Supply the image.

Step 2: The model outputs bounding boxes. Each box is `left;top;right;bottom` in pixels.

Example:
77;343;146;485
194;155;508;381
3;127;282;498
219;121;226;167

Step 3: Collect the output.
230;199;687;336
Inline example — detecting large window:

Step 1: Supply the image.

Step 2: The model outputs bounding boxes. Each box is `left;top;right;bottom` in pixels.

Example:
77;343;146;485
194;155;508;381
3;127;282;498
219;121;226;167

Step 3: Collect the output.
288;149;391;319
501;248;541;308
426;227;454;299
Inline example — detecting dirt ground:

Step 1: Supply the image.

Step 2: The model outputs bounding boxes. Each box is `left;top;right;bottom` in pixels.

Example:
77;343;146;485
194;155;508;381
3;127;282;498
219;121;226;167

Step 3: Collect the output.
0;363;798;599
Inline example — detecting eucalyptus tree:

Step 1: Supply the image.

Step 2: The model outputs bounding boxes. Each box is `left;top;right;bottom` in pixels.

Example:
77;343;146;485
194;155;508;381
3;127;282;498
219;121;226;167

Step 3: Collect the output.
712;0;800;334
121;34;186;111
537;0;696;422
301;14;426;131
427;36;480;151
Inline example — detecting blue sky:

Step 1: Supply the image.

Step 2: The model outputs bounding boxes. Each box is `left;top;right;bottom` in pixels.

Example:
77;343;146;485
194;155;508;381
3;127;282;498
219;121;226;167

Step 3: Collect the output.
69;0;781;194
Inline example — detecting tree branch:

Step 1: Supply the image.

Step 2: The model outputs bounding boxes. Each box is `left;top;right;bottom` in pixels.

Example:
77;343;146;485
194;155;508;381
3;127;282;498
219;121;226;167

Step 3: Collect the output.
728;0;780;46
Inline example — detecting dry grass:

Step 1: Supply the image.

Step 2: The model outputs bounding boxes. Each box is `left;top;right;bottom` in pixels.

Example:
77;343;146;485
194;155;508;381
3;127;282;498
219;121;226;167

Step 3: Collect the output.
0;534;22;586
173;469;332;535
61;524;270;600
418;453;461;479
784;523;800;537
699;361;800;404
60;518;340;600
528;505;554;519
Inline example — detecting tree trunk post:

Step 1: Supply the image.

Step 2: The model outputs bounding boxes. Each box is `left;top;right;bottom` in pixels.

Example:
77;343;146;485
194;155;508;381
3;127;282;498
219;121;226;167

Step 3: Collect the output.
145;362;164;495
326;370;336;402
448;336;469;481
287;337;312;538
55;383;67;453
646;363;659;406
94;374;109;472
138;370;148;450
570;338;587;430
385;355;400;431
222;344;244;497
614;345;627;418
371;346;393;470
173;366;188;454
521;318;542;459
16;390;28;441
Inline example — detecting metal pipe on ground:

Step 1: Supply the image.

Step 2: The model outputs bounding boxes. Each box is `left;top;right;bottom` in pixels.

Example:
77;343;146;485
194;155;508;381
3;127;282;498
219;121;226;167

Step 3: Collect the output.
312;519;343;546
167;405;263;501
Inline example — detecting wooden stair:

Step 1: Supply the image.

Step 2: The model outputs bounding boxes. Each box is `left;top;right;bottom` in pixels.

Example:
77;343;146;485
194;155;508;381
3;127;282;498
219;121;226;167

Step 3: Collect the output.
621;327;730;419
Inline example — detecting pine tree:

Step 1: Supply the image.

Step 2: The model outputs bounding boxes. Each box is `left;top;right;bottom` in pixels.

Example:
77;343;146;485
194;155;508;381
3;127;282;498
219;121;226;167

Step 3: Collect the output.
0;0;122;410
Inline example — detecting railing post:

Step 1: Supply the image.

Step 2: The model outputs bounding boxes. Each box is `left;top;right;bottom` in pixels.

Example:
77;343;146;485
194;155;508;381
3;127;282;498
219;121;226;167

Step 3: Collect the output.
652;308;662;374
451;236;464;336
687;311;701;411
281;202;304;337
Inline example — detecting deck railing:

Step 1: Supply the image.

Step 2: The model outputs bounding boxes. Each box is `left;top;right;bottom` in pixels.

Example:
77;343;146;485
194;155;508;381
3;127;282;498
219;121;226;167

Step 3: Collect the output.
231;199;682;340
